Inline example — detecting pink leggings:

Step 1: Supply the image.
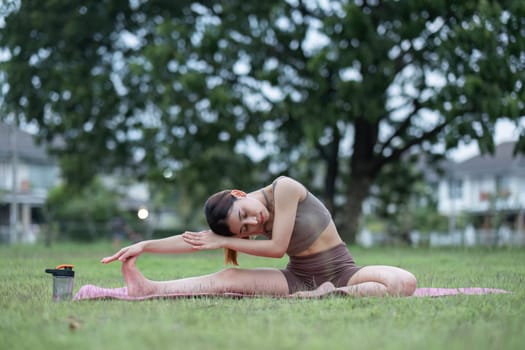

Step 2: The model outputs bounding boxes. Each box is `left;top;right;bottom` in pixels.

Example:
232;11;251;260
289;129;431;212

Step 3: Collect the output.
281;243;362;294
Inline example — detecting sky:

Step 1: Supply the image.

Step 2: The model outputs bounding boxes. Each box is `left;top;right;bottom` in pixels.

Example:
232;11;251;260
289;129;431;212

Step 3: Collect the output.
448;119;523;162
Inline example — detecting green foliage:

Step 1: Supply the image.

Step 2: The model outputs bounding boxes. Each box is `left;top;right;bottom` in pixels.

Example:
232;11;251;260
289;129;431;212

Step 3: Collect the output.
411;206;452;233
364;205;450;242
45;179;121;241
370;156;451;238
1;1;524;241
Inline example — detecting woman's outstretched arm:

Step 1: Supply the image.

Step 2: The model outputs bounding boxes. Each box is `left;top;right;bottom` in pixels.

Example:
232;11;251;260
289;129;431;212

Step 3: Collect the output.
101;232;204;264
182;231;288;258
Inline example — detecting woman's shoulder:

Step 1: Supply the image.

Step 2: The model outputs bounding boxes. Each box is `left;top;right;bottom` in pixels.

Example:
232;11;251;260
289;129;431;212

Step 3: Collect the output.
272;176;307;197
272;175;299;187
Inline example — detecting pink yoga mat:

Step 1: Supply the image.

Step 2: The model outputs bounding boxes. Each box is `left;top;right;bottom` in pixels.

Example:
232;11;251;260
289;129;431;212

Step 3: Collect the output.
73;284;510;301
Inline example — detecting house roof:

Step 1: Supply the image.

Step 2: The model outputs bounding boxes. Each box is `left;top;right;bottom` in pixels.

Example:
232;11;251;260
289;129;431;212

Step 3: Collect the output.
0;123;55;165
451;141;525;177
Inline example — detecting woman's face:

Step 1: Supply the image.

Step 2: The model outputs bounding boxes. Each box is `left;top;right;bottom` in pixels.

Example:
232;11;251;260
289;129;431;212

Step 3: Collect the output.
226;197;268;237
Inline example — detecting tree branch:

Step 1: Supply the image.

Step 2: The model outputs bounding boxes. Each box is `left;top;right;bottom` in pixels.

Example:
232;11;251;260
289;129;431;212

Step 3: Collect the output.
379;99;422;155
375;118;450;171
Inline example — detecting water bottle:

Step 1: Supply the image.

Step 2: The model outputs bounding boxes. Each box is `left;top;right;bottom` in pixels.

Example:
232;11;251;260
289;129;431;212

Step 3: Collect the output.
45;264;75;301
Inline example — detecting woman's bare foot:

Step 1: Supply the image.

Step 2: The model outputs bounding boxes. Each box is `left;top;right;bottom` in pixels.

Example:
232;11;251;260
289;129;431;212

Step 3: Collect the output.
121;256;157;297
334;282;389;297
291;281;337;298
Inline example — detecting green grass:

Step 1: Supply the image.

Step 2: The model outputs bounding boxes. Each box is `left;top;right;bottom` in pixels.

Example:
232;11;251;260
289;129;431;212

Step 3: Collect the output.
1;242;524;350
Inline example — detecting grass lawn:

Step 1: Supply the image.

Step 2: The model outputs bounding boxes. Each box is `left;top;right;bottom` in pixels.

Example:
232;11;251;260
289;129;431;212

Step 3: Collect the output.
1;241;523;350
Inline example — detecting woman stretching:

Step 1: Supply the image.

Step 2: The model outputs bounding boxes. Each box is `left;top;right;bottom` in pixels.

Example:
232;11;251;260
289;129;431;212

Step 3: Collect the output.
101;176;417;297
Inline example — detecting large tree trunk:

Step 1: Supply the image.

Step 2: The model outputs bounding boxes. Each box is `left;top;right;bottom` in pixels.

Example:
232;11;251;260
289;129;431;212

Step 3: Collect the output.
340;117;380;243
341;175;374;243
322;125;341;215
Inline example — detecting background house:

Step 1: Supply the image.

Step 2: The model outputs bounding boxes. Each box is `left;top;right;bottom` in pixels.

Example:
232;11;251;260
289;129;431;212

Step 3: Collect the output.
0;123;60;243
0;123;157;244
437;142;525;245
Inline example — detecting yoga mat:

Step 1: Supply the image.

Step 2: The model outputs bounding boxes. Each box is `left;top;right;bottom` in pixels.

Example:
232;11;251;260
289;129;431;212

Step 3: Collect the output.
73;284;510;301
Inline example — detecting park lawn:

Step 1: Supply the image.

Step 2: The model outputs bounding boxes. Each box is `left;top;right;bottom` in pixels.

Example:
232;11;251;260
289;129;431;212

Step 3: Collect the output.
0;241;523;350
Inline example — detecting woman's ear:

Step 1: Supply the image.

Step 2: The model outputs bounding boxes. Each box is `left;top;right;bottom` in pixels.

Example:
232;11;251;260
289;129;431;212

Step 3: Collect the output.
230;189;247;198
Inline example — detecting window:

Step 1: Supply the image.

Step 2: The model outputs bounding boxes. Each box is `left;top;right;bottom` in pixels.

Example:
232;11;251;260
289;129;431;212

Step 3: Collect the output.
28;164;59;190
448;178;463;199
495;175;511;198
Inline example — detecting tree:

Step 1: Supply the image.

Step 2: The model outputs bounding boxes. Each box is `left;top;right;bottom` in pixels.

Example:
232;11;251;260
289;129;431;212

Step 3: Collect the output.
240;0;525;239
1;1;524;241
45;179;121;241
370;157;449;243
0;1;268;196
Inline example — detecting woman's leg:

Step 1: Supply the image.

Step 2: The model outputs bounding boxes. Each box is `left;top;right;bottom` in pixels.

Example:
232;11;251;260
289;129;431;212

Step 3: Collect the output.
337;265;417;297
290;281;337;298
121;256;290;297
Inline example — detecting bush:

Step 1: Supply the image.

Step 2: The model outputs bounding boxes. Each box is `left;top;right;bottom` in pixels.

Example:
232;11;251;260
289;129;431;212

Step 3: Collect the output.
45;179;121;241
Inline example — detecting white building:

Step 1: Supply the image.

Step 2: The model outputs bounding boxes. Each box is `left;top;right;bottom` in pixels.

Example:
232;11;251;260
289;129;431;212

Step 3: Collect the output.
0;123;61;242
438;142;525;243
0;123;156;243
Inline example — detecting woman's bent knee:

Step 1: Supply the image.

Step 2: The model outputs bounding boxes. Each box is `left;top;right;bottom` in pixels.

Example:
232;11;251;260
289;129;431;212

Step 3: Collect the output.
387;270;417;296
399;272;417;296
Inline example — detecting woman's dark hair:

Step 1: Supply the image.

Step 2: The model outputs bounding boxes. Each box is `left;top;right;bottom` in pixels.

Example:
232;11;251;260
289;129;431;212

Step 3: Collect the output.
204;190;241;265
204;190;236;236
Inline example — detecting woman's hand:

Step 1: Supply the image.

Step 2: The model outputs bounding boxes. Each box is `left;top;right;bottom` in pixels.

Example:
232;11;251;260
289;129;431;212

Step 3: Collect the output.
100;242;145;264
182;230;226;250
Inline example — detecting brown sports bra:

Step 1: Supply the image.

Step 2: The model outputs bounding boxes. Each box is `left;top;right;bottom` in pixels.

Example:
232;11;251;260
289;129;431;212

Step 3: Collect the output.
264;177;332;256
